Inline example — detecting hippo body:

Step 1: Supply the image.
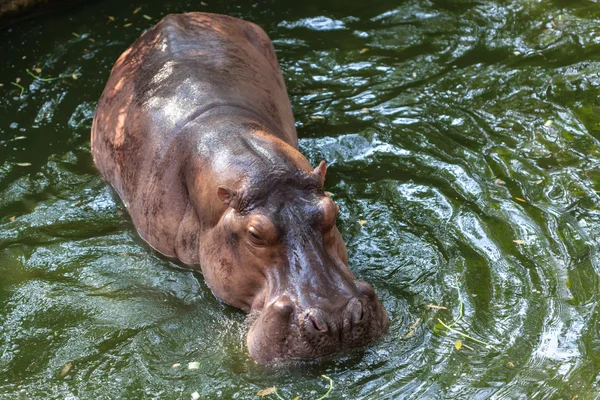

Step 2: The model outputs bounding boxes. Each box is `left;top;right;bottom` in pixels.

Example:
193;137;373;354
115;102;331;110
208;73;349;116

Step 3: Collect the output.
91;12;387;364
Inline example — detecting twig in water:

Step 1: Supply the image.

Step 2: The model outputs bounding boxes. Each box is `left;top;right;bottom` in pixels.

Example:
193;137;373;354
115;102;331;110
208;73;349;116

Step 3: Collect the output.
10;82;24;96
436;276;500;352
26;68;60;82
437;319;499;351
316;375;334;400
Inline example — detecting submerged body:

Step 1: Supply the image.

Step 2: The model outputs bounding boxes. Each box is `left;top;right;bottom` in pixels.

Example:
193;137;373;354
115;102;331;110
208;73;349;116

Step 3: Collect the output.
91;12;387;364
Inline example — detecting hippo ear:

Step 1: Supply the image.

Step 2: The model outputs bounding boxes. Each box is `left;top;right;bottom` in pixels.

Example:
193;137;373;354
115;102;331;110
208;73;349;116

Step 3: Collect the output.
313;160;327;185
217;186;237;206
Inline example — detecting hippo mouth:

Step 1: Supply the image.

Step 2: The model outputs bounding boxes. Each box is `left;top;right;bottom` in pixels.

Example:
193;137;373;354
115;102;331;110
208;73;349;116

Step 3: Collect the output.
245;280;389;365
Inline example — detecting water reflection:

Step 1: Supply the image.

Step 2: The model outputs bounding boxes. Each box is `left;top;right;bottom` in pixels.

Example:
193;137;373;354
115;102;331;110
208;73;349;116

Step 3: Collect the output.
1;0;600;398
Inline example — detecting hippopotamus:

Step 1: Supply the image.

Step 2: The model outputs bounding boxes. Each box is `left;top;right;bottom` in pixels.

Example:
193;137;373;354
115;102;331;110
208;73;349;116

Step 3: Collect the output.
91;12;388;364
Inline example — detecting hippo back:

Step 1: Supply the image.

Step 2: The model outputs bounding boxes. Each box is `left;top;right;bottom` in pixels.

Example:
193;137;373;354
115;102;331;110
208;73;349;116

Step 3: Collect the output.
91;12;297;259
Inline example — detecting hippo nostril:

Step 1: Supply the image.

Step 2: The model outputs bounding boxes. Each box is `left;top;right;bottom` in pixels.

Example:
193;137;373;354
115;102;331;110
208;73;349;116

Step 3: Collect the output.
273;297;294;319
347;298;364;325
306;311;328;333
355;279;376;300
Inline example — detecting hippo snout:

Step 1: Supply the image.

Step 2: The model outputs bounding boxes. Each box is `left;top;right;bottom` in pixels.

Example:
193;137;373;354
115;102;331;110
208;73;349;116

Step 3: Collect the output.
247;280;388;364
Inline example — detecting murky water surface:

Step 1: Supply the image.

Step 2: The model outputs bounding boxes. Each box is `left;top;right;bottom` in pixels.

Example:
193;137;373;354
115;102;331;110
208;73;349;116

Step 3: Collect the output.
2;0;600;398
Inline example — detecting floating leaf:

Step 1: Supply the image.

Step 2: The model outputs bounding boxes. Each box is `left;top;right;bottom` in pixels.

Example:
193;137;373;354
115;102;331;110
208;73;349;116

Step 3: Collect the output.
403;330;415;338
362;108;370;113
201;1;208;5
108;16;115;22
0;83;4;87
455;339;463;351
72;32;80;38
9;216;15;222
507;361;515;368
536;180;543;184
359;220;367;226
142;15;152;20
172;363;181;368
515;197;526;203
15;77;21;83
257;387;277;396
123;23;133;27
133;7;142;14
310;115;325;120
427;304;448;310
495;179;505;185
14;136;26;140
59;362;72;377
409;318;421;329
72;74;78;80
33;67;42;73
16;163;31;167
360;48;369;53
188;361;200;370
191;392;200;400
412;71;417;78
544;120;553;127
513;240;525;244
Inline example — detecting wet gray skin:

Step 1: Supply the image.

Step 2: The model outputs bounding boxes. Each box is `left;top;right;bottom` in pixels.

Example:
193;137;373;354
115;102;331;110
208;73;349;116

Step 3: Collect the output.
2;0;600;398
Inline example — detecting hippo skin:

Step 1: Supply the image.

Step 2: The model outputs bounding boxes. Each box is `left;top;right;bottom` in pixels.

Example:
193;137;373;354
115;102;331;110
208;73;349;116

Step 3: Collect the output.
91;12;388;364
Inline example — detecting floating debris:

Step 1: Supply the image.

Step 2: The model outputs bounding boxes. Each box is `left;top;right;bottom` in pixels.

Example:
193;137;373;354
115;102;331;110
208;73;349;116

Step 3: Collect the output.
191;392;200;400
257;387;277;397
124;23;133;28
143;15;152;20
72;32;80;38
359;219;367;226
27;68;59;82
360;48;369;53
513;239;525;244
437;277;500;351
257;375;333;399
515;197;526;203
513;51;521;56
201;1;208;5
10;82;24;96
59;362;72;377
544;120;553;127
536;180;543;184
495;179;505;185
454;339;462;351
172;363;181;368
362;108;370;113
409;318;421;330
9;216;15;222
412;71;417;78
310;115;325;120
16;163;31;167
188;361;200;370
108;16;115;22
427;304;448;310
133;7;142;14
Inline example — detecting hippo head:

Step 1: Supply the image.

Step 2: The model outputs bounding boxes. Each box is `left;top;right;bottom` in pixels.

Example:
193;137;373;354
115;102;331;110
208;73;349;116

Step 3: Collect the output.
198;157;388;364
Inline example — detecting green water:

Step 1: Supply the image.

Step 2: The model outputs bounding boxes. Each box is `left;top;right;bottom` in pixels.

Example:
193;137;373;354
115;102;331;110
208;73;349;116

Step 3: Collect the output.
1;0;600;398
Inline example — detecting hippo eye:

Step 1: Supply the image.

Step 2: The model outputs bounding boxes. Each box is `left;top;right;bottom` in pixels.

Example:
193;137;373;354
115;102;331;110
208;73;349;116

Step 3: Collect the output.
248;226;263;242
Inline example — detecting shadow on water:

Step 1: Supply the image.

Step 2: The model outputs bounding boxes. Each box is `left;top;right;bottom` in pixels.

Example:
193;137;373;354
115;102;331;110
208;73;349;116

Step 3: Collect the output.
1;0;600;398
